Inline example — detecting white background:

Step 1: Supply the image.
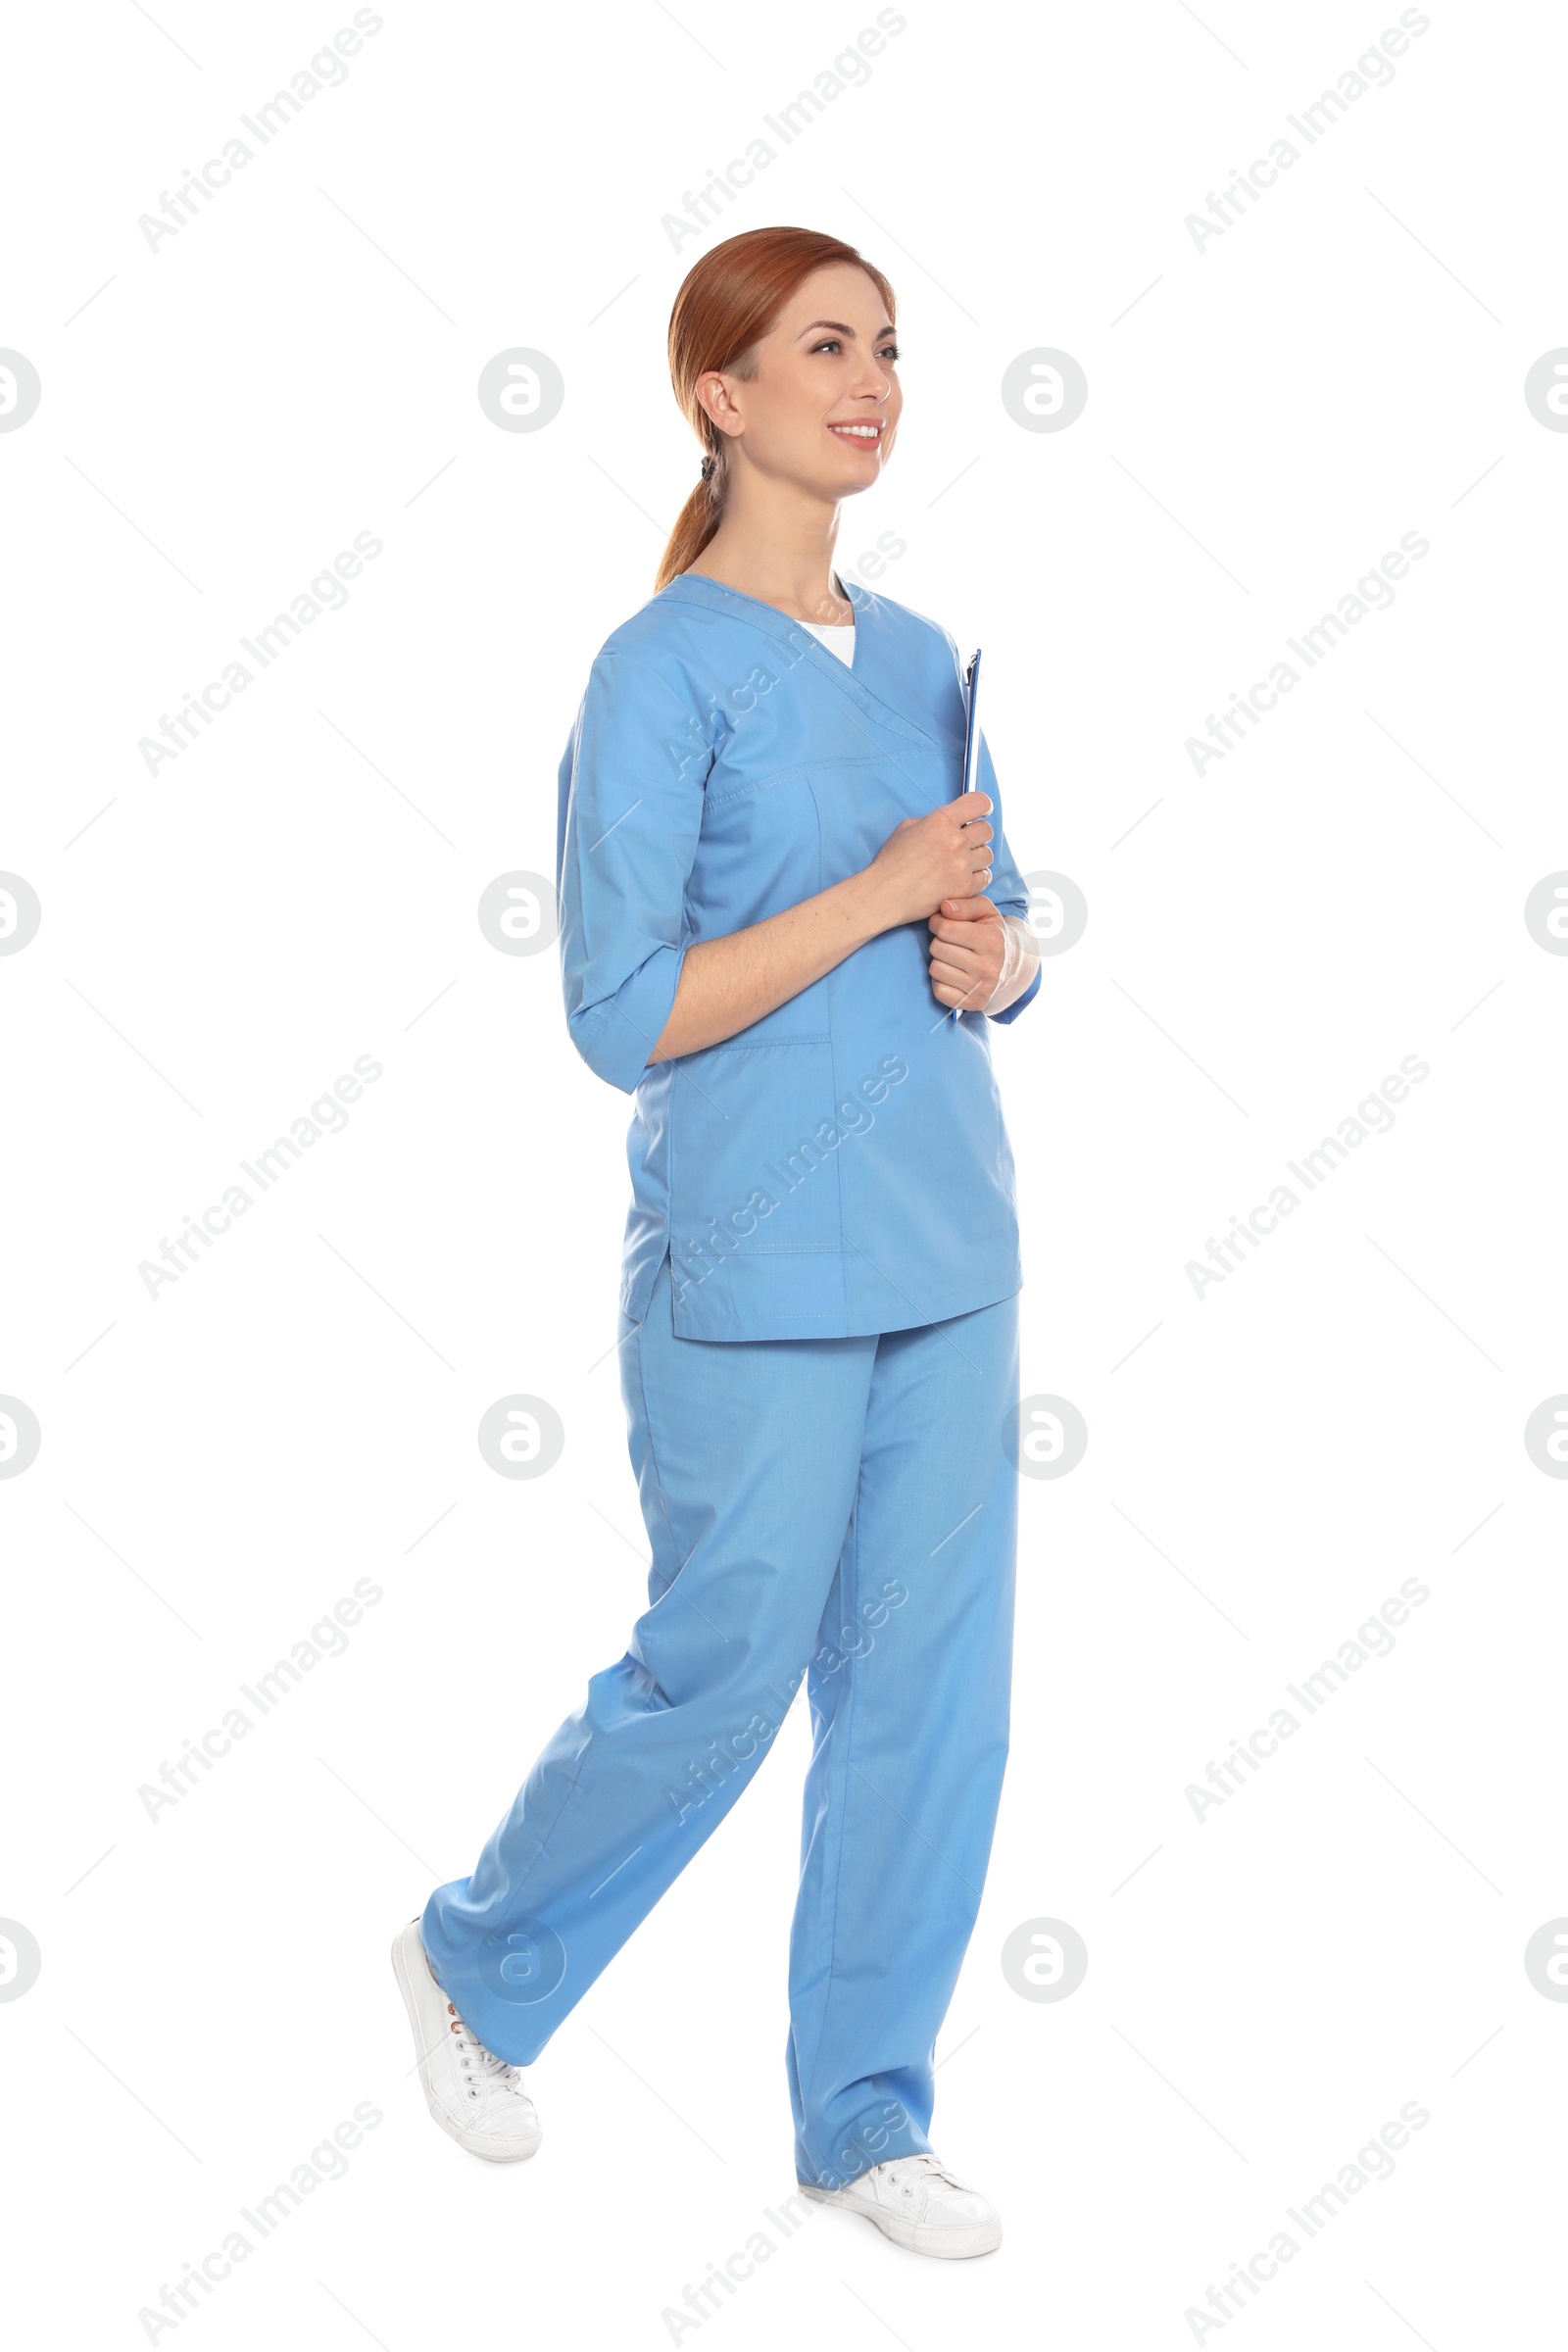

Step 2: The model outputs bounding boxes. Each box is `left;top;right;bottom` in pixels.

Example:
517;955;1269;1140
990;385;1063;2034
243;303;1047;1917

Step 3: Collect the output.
3;1;1565;2344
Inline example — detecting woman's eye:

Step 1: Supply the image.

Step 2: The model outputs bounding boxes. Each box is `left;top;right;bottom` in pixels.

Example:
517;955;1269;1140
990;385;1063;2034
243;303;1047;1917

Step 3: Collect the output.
879;344;901;363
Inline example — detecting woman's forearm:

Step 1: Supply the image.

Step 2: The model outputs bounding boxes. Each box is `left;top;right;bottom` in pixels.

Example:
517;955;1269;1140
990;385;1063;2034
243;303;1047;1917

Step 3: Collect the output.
648;869;892;1064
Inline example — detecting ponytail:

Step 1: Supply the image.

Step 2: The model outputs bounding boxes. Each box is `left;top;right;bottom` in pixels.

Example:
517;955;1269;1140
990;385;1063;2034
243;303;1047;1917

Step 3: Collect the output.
655;225;895;594
658;451;725;592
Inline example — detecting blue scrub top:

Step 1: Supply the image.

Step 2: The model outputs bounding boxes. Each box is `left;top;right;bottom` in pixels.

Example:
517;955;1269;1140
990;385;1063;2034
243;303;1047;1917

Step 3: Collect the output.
555;568;1041;1343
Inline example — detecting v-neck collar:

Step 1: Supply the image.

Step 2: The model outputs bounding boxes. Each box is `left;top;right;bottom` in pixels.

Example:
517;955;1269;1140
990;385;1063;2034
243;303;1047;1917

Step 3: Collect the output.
657;567;945;756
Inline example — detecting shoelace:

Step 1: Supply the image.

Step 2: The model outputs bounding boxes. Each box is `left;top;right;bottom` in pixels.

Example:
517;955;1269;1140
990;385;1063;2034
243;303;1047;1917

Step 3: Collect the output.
878;2153;968;2195
446;2002;525;2092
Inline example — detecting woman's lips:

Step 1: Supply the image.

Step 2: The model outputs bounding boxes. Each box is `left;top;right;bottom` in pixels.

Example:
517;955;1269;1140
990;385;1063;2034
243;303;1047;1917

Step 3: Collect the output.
827;421;884;445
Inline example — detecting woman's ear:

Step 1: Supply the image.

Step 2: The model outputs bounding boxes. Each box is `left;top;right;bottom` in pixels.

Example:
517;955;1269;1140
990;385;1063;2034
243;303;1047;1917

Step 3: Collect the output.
695;370;743;439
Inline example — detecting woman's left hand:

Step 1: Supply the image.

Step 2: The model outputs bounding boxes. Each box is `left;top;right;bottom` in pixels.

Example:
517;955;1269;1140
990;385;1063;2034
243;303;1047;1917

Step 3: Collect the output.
926;896;1008;1011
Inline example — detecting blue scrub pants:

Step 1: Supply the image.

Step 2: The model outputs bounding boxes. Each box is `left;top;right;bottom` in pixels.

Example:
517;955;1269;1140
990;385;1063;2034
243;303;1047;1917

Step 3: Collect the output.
421;1250;1019;2190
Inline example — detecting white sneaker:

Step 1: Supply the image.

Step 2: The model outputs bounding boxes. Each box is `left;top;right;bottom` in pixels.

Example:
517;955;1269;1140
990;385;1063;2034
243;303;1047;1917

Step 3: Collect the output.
391;1917;542;2162
801;2152;1002;2258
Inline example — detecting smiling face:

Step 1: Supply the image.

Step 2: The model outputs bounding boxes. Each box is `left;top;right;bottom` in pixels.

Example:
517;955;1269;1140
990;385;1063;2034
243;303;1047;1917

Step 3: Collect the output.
696;261;902;500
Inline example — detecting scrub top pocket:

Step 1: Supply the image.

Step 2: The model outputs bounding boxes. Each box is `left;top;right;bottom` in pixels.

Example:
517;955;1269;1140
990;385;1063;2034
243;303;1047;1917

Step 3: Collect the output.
667;1032;849;1338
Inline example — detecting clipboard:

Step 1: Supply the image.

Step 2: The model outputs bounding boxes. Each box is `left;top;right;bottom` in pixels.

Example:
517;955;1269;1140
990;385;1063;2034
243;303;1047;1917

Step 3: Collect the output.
950;649;982;1020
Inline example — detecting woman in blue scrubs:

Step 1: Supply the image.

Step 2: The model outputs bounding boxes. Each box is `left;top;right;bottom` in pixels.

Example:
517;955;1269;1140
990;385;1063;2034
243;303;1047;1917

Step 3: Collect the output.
394;224;1042;2262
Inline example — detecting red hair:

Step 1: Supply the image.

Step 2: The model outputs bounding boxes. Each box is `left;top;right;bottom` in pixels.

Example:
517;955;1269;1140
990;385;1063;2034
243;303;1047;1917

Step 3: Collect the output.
656;224;896;592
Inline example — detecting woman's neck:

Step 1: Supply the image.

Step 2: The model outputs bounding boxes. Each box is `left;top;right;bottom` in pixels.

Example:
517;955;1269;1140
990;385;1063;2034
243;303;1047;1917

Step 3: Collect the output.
685;480;852;625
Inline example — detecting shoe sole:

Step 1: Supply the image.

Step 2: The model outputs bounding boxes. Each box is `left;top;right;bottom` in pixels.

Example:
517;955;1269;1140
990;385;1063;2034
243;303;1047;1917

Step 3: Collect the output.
798;2181;1002;2258
390;1920;541;2163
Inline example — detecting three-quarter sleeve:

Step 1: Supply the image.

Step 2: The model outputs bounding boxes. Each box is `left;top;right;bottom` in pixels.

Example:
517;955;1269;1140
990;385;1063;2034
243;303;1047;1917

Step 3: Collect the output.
556;654;711;1094
972;726;1042;1025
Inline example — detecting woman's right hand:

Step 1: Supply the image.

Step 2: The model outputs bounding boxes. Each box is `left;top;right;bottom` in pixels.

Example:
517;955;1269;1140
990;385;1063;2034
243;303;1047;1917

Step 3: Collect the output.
862;794;995;930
